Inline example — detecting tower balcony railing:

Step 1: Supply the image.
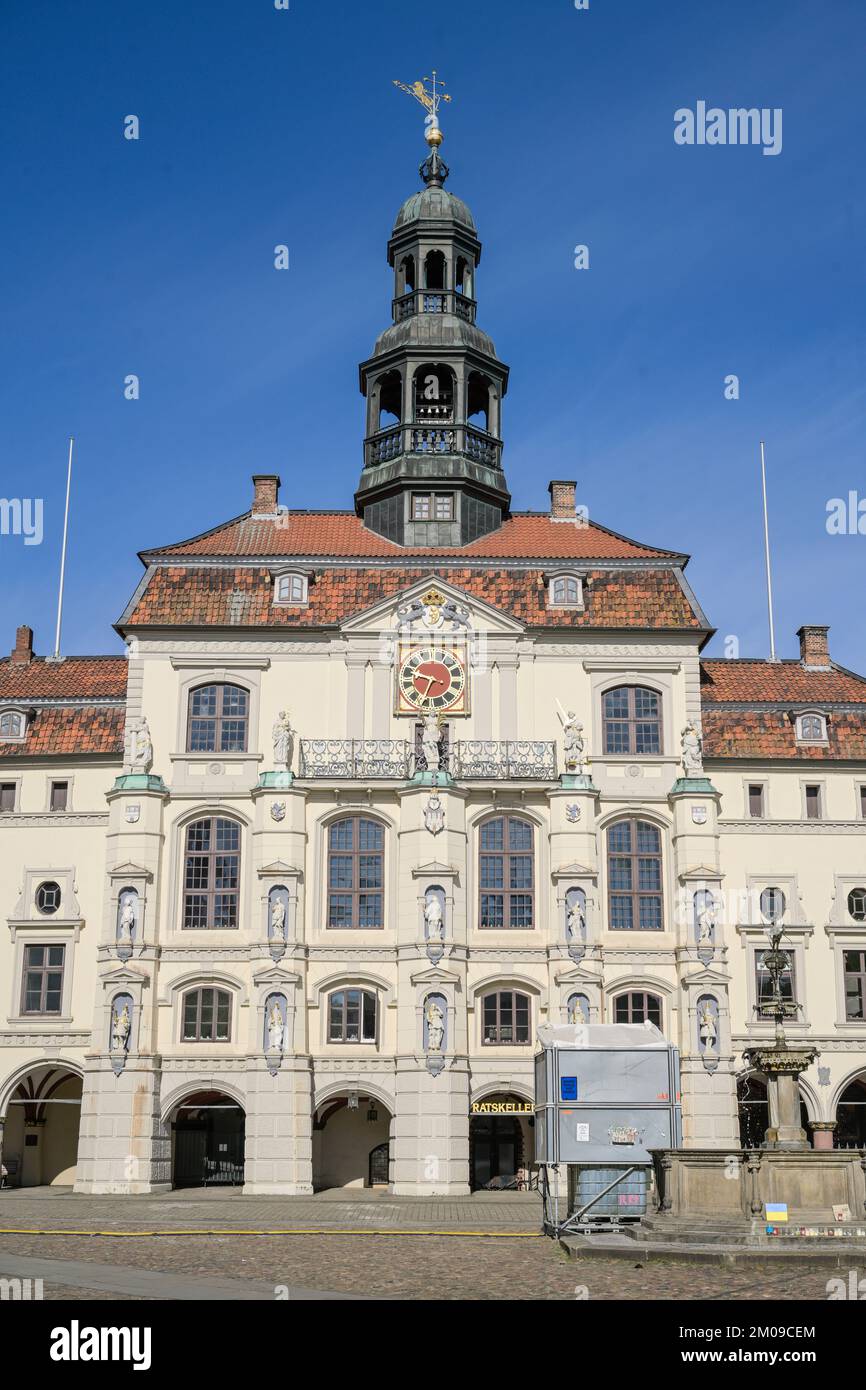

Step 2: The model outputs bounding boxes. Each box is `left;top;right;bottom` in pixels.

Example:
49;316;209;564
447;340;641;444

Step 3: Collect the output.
363;423;503;470
297;738;557;781
392;289;476;324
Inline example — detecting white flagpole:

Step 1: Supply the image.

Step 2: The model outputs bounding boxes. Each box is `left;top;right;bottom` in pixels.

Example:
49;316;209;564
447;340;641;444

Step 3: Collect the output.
759;439;777;662
53;436;74;660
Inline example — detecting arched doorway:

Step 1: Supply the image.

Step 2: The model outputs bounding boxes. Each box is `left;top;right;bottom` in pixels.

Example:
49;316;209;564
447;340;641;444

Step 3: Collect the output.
312;1093;392;1191
737;1074;810;1148
170;1090;245;1188
835;1075;866;1147
470;1093;535;1189
1;1066;82;1187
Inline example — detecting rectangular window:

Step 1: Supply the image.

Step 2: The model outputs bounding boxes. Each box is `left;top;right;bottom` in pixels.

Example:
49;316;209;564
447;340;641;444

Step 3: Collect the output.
434;494;454;520
755;951;796;1008
411;494;432;520
844;951;866;1022
0;782;16;811
748;784;765;818
860;786;866;820
21;944;65;1015
805;785;821;820
50;781;69;812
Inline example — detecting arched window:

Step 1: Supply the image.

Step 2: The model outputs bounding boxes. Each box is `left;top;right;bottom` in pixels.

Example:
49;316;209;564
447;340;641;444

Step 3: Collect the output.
479;816;534;929
424;249;446;290
602;685;662;755
186;683;248;753
797;712;827;743
328;988;377;1043
327;817;384;929
183;817;241;929
182;987;232;1042
275;573;308;605
482;990;531;1045
549;575;583;607
413;364;454;423
374;369;402;429
613;991;662;1027
0;711;25;739
607;820;663;930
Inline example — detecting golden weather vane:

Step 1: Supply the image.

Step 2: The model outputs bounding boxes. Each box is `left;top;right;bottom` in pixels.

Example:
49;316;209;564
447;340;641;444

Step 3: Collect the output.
393;71;452;147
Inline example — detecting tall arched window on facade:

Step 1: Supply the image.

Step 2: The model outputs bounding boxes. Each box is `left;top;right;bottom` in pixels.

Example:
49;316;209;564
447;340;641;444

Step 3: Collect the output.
481;990;531;1045
602;685;662;755
183;817;241;929
613;991;662;1028
607;819;663;930
186;683;249;753
479;816;534;929
327;817;385;929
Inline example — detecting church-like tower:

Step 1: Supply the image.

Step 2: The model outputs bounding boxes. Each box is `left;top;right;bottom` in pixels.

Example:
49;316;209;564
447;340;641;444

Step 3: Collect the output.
356;132;510;547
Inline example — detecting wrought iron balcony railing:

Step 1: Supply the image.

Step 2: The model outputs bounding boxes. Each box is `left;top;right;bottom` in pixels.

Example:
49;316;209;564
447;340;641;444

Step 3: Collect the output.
299;739;412;779
451;740;558;780
297;738;557;781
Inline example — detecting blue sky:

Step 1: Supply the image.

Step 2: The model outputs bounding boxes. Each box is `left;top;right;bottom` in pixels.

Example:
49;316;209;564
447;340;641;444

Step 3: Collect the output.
1;0;864;666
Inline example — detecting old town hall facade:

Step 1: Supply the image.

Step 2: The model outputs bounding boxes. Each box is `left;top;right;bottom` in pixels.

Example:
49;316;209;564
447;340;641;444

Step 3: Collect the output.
2;139;866;1195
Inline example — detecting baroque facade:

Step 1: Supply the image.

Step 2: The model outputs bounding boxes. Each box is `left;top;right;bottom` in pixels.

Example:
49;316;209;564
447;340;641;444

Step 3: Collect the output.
2;146;866;1195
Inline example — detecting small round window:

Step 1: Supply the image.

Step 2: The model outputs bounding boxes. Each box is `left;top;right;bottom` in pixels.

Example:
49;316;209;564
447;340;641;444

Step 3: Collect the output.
759;887;785;923
848;888;866;923
35;881;62;915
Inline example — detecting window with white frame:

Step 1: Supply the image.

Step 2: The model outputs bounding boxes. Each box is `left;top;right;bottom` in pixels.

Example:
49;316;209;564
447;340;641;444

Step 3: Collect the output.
548;574;583;608
181;987;232;1041
274;572;309;605
0;710;26;741
328;988;377;1043
796;712;827;743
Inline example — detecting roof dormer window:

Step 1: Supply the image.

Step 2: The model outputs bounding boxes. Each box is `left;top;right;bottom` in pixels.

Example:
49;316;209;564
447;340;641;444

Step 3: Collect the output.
796;711;828;744
0;708;27;742
547;573;584;610
273;571;309;607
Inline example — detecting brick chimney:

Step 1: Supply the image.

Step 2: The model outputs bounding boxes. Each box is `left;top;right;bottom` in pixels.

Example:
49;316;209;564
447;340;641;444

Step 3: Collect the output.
251;474;281;515
11;624;33;666
548;479;577;520
797;625;830;669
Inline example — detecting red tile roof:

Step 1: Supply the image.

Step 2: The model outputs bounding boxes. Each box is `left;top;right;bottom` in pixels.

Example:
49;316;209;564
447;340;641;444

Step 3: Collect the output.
702;709;866;761
0;656;128;701
146;510;682;561
0;706;126;758
126;565;702;631
700;659;866;704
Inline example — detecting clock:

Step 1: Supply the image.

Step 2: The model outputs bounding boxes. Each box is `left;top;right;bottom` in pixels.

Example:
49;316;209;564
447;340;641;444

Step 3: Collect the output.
397;646;468;714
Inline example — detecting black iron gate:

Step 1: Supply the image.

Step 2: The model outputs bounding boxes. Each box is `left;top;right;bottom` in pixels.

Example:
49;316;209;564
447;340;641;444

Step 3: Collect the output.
173;1101;245;1187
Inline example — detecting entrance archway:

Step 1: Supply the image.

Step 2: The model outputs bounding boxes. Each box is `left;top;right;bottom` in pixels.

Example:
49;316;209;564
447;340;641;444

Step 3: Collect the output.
170;1090;245;1188
312;1092;392;1191
1;1065;82;1187
835;1075;866;1147
470;1093;535;1189
737;1073;810;1148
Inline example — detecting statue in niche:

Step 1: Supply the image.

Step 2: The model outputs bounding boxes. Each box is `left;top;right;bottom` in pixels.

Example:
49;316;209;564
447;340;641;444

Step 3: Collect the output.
566;891;587;943
681;720;704;775
424;891;444;941
421;711;442;773
270;894;287;940
272;710;296;771
698;1000;717;1052
695;890;717;944
118;895;136;942
124;717;153;772
425;998;445;1053
567;995;588;1026
267;1000;284;1053
556;699;586;774
111;1002;131;1052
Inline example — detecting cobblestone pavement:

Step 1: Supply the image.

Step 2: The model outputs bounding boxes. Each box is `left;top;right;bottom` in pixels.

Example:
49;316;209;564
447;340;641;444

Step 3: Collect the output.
0;1231;845;1300
0;1191;847;1299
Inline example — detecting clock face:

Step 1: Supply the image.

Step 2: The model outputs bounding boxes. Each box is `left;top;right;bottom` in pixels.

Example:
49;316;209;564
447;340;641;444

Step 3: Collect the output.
398;647;467;713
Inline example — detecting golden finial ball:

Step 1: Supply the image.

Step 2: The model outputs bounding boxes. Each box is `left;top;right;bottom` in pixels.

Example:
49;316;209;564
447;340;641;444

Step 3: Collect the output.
425;125;444;147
